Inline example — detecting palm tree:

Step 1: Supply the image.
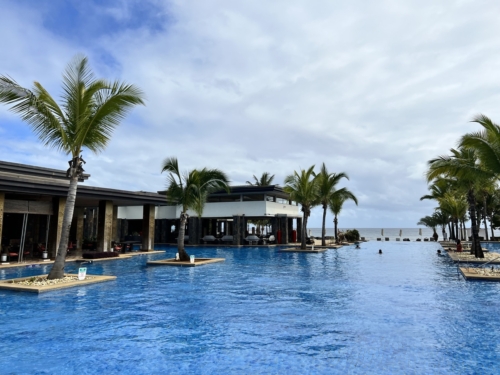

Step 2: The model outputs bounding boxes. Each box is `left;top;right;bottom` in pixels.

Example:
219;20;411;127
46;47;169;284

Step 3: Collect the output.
284;166;318;249
246;172;275;186
417;215;439;240
161;157;229;261
0;55;145;279
328;189;358;243
315;163;350;246
433;209;450;241
427;148;492;257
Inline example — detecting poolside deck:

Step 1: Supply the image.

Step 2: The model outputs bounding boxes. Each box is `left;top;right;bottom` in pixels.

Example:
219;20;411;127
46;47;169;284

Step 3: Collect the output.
447;251;500;264
459;267;500;281
0;273;117;293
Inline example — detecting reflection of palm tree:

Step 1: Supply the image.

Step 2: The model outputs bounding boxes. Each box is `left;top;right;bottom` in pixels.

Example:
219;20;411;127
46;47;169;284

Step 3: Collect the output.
0;55;145;279
316;163;350;246
329;189;358;244
246;172;275;186
162;157;229;261
284;166;318;249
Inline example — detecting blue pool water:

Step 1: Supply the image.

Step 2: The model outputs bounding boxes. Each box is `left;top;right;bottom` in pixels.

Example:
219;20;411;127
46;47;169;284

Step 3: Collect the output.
1;242;500;374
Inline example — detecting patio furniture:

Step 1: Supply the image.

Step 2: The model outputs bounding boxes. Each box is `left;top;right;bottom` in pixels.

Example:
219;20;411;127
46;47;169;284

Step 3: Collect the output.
245;235;260;245
221;235;233;243
202;235;217;244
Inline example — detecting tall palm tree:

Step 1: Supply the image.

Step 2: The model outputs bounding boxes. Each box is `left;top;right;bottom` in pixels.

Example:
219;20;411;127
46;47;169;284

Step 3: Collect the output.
0;55;145;279
161;157;229;261
328;189;358;243
246;172;275;186
315;163;350;246
284;166;318;249
427;148;492;257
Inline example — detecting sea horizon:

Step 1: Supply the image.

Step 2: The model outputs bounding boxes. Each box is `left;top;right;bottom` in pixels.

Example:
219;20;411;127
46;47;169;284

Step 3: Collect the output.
306;227;497;241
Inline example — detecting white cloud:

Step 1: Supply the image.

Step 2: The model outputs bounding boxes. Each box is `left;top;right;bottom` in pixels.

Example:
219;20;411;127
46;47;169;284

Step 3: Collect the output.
1;0;500;228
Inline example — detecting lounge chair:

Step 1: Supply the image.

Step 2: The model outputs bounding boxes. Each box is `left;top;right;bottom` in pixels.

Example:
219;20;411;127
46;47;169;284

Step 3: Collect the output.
245;235;260;245
221;235;233;243
202;235;217;244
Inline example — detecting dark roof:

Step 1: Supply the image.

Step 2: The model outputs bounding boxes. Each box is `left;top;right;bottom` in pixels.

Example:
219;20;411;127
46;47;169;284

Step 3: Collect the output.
0;160;166;207
0;160;90;181
158;185;290;200
209;185;290;199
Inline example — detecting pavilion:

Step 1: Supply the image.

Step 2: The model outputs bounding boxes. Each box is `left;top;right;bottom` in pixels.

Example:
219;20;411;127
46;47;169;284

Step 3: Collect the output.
0;160;302;261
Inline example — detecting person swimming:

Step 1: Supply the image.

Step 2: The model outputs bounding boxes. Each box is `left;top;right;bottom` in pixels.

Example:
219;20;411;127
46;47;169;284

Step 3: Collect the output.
379;249;382;254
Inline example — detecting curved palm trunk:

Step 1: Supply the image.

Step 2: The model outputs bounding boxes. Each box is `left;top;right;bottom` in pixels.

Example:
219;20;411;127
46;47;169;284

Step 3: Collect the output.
321;204;327;246
334;215;338;244
47;175;79;279
467;189;484;258
177;212;190;261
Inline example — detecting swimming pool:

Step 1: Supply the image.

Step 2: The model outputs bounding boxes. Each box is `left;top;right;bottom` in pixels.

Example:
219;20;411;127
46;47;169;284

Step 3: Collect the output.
1;242;499;374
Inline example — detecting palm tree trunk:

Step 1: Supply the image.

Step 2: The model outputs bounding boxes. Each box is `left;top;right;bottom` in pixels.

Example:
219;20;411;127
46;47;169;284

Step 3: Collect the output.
467;189;484;258
301;212;308;250
334;215;338;244
483;197;489;241
177;212;190;261
47;174;79;279
455;220;459;241
449;222;454;240
321;205;327;246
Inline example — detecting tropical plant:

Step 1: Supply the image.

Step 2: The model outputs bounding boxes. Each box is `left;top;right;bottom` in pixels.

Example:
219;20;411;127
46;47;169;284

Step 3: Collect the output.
284;166;318;249
161;157;229;261
328;188;358;244
432;209;450;241
417;215;439;240
343;229;360;242
0;55;145;279
427;147;492;257
315;163;351;246
246;172;275;186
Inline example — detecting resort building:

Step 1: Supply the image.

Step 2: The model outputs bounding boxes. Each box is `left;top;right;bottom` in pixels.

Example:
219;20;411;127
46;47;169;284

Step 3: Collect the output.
0;161;301;260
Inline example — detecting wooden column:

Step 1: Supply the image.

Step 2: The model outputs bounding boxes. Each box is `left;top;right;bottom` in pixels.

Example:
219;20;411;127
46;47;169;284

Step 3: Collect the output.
232;215;241;246
296;218;303;242
188;217;201;245
75;207;85;251
97;200;113;252
142;204;155;251
112;206;118;242
288;218;294;243
48;197;66;258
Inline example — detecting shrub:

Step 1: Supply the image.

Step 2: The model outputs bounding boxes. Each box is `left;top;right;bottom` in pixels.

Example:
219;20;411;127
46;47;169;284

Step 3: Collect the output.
344;229;360;242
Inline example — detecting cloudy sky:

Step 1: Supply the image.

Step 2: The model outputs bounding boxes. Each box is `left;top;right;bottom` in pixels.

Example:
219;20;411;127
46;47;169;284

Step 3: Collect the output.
1;0;500;228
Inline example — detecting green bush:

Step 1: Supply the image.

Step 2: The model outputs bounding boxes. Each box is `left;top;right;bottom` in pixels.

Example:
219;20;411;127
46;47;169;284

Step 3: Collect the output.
344;229;360;242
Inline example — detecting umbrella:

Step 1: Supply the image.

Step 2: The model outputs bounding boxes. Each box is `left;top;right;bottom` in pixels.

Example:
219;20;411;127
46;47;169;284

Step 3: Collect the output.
381;229;384;236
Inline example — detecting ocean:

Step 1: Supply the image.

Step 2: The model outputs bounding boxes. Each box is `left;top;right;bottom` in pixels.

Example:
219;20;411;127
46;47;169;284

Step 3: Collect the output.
308;227;466;241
